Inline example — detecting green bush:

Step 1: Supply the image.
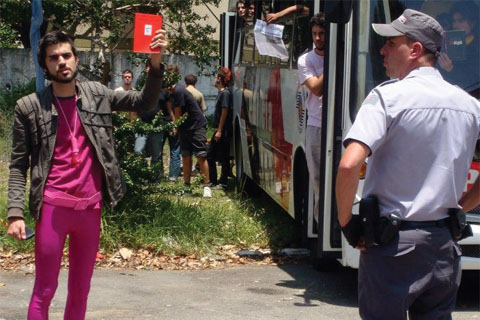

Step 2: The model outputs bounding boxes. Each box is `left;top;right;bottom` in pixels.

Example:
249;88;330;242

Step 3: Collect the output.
0;79;36;160
111;111;187;198
0;79;36;114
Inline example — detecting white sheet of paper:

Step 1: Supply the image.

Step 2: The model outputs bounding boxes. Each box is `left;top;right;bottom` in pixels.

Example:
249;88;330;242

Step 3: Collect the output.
254;20;284;38
253;20;288;60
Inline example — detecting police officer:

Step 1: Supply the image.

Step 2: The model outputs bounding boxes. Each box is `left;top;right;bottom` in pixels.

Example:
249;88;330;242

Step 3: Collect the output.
335;9;480;319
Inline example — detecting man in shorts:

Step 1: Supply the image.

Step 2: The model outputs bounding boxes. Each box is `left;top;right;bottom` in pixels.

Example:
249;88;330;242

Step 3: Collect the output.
166;65;211;197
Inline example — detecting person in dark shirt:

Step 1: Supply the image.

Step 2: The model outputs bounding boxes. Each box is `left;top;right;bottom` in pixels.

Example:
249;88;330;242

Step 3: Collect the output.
438;2;480;97
207;67;233;188
137;89;181;181
166;65;211;197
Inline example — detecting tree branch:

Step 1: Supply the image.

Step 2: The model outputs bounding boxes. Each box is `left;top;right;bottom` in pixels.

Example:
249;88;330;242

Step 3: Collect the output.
200;0;220;23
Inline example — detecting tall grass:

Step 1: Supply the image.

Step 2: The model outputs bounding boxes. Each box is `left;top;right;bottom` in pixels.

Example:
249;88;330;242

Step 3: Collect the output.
100;191;274;255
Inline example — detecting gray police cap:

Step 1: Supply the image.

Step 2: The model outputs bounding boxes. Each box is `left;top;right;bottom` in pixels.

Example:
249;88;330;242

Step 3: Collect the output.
372;9;444;57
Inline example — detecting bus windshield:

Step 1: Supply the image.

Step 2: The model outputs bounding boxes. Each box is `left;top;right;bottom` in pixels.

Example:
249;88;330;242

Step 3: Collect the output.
350;0;480;122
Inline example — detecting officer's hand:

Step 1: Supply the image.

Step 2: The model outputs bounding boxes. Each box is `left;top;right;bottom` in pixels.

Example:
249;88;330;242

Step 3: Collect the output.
341;215;362;248
7;217;26;241
150;29;168;68
438;53;453;72
355;237;366;251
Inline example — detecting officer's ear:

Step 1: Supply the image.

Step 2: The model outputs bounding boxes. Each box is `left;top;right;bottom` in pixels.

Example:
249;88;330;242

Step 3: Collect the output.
410;42;424;59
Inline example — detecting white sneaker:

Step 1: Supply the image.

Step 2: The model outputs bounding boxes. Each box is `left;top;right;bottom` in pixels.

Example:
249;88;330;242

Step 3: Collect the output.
203;186;212;198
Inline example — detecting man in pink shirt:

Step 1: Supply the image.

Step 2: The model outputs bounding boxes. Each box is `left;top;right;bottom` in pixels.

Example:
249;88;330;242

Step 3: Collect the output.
6;29;167;319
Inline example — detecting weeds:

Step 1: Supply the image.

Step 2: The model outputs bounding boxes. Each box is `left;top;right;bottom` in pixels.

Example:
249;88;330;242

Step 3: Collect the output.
96;178;295;257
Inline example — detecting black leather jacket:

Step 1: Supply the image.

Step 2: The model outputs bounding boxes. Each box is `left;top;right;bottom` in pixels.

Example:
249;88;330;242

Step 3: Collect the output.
7;70;164;220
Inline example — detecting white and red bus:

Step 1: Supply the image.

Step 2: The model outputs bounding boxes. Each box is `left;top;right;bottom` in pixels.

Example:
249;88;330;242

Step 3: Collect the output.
221;0;480;269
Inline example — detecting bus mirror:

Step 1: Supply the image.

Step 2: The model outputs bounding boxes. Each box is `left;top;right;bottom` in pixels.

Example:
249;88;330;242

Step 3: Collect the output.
324;0;353;24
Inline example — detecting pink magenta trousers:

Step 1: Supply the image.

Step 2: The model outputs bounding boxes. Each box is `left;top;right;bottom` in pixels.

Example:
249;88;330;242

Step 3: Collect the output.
27;202;101;320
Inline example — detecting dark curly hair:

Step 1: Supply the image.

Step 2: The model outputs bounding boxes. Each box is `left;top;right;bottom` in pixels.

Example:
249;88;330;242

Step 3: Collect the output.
309;12;326;30
37;31;77;76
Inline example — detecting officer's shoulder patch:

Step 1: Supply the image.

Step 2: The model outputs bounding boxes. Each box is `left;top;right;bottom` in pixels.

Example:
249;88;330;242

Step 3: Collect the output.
378;79;398;87
363;92;380;106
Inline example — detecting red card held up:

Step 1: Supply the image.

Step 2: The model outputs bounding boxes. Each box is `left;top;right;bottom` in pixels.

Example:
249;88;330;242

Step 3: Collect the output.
133;13;163;53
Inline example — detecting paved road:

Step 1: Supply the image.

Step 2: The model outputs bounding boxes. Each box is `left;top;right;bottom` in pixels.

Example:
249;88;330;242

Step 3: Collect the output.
0;264;478;319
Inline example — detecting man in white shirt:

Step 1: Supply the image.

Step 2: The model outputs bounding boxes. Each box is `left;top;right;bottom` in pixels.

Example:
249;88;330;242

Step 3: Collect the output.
115;69;134;92
297;12;325;222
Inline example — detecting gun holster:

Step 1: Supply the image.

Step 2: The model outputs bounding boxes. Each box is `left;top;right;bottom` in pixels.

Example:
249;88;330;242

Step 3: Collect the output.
448;208;473;241
359;195;380;247
359;195;401;248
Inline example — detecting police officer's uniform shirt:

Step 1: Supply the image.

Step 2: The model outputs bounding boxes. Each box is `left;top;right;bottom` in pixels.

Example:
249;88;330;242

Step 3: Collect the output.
298;50;324;128
345;67;480;221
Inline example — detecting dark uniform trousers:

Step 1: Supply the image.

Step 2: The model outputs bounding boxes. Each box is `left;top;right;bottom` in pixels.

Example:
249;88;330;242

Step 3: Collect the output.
359;225;461;320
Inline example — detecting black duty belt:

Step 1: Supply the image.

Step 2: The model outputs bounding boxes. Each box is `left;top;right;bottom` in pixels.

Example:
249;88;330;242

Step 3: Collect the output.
400;218;449;230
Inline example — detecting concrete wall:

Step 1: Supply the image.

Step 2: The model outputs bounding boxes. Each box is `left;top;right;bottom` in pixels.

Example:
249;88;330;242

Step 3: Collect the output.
0;48;219;115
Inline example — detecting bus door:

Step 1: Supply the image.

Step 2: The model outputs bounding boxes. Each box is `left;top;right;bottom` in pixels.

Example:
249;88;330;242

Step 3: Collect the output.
310;0;355;264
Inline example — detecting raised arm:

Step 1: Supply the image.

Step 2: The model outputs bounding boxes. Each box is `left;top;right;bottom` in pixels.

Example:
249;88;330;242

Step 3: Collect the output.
111;29;168;112
266;5;310;24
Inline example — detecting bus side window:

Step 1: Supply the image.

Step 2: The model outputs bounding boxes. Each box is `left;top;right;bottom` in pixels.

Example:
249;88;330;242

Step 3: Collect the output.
241;27;255;65
253;37;268;65
269;20;293;67
263;0;300;67
292;13;312;67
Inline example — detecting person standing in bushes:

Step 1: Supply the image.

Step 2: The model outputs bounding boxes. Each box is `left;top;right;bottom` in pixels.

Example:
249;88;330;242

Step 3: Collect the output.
115;69;135;92
138;87;181;182
207;67;233;189
166;65;212;197
6;29;167;319
185;74;207;115
114;69;137;120
185;73;207;176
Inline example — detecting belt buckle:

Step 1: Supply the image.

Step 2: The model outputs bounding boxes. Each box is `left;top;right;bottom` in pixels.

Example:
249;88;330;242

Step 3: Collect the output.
74;199;88;211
